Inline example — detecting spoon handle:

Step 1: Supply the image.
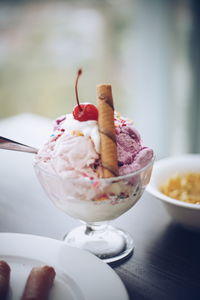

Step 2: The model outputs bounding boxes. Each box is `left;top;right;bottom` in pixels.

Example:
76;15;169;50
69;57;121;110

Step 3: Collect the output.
0;136;38;154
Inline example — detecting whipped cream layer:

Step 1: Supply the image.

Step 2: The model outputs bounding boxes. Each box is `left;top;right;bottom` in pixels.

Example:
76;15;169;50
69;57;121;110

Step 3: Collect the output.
56;113;100;153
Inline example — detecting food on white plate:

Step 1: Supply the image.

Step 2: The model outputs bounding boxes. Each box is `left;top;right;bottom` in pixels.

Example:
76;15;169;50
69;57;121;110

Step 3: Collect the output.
21;265;56;300
0;260;10;299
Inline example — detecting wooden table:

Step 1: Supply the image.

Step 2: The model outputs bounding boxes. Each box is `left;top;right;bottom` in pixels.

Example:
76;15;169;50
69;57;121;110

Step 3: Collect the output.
0;114;200;300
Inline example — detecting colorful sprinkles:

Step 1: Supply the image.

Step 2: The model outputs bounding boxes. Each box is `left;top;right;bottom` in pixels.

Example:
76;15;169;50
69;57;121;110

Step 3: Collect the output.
114;111;133;128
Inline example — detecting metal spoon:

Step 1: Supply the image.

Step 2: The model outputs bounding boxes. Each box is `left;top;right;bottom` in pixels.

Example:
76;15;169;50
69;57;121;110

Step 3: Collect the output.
0;136;38;154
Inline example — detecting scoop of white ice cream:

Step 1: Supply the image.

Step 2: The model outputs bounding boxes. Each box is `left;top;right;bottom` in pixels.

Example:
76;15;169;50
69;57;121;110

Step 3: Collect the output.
60;114;100;153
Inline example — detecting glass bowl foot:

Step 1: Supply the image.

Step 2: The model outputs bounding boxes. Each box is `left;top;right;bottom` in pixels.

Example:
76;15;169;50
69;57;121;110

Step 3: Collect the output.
63;223;134;263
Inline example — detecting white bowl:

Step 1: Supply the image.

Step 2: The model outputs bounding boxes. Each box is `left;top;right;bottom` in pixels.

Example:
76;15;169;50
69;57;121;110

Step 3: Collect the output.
147;154;200;230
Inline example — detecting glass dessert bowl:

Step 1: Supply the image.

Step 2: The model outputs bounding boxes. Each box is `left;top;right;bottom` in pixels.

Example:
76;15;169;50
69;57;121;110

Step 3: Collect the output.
34;156;154;263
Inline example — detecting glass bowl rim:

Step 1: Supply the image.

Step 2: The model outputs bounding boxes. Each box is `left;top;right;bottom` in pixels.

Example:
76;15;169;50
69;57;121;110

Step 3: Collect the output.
34;155;155;183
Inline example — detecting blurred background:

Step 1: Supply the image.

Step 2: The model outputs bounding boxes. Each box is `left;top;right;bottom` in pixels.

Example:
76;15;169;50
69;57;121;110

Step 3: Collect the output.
0;0;199;158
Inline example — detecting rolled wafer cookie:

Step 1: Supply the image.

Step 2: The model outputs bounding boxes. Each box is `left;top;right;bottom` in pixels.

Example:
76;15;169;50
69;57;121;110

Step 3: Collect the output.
0;260;10;300
97;84;118;178
21;265;56;300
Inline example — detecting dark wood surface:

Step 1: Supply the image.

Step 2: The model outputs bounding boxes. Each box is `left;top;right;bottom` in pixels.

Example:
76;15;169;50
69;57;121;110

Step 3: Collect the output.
0;115;200;300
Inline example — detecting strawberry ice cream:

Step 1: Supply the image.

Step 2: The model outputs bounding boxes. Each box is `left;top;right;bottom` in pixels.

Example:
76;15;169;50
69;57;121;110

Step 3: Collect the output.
116;124;153;175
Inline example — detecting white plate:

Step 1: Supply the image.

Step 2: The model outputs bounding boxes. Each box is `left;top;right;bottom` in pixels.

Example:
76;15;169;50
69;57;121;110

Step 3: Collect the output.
0;233;129;300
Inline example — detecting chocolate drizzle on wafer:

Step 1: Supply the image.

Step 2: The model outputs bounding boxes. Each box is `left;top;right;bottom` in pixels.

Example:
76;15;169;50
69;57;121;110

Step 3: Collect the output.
98;128;117;145
97;84;118;178
98;95;114;110
21;265;56;300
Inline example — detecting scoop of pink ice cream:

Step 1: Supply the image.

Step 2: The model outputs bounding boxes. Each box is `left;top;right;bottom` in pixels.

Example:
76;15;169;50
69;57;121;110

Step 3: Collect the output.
116;126;141;165
36;133;99;178
116;125;153;176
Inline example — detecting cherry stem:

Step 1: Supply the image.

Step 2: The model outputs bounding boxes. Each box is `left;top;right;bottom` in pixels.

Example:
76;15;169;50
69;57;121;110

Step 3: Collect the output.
75;69;83;111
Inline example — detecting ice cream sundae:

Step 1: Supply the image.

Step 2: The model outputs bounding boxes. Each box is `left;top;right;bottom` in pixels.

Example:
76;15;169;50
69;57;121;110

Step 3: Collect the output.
34;69;154;262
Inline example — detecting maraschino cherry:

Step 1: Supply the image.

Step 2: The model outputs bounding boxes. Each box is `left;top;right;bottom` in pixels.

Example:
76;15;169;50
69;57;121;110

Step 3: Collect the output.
72;69;98;122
